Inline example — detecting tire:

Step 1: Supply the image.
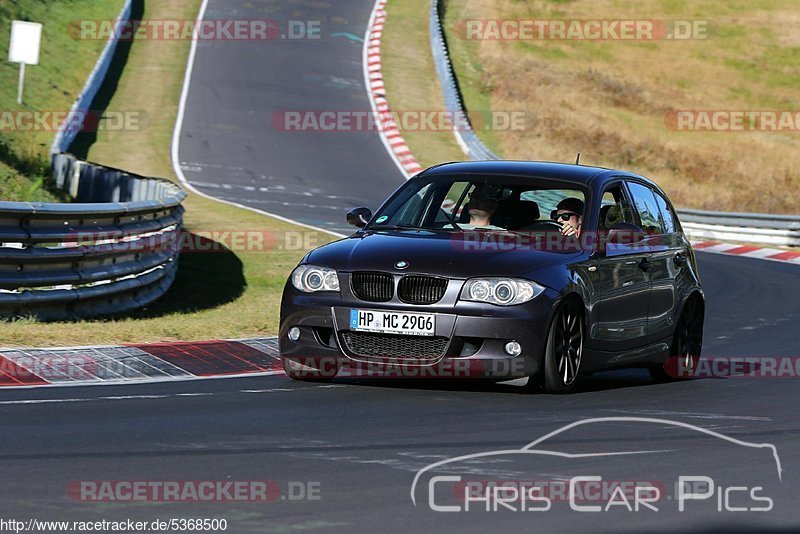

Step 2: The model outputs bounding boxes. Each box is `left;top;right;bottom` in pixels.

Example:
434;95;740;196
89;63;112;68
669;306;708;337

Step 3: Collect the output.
650;296;704;382
283;357;339;382
542;299;584;393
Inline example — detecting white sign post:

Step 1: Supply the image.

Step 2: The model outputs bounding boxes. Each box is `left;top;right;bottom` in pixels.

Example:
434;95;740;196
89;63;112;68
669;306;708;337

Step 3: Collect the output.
8;21;43;105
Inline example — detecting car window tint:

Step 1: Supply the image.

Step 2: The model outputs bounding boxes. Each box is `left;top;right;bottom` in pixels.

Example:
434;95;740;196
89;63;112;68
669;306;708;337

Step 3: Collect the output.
599;185;636;230
521;189;585;219
388;183;435;226
652;190;677;234
434;181;471;223
627;182;663;234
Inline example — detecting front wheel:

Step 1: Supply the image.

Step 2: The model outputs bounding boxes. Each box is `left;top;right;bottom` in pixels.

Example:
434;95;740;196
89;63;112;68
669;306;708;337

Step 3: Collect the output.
542;300;584;393
650;297;704;381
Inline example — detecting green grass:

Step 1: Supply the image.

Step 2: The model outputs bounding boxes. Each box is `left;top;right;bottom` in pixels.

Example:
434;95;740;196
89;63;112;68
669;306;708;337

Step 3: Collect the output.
0;0;335;348
440;1;503;156
0;0;124;201
380;0;465;167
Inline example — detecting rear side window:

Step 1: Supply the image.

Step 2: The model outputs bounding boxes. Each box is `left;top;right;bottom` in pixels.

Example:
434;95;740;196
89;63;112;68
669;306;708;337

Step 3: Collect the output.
652;191;678;234
598;185;636;230
627;182;663;234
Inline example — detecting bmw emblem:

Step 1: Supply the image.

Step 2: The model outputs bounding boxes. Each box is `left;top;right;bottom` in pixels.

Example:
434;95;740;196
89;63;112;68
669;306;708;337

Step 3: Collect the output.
395;260;409;270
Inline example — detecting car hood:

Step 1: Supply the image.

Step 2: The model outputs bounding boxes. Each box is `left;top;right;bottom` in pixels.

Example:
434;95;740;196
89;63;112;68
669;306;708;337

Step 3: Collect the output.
306;230;583;279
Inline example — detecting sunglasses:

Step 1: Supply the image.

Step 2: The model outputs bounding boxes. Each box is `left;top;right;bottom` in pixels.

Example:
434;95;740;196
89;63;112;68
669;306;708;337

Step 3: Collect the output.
551;211;578;222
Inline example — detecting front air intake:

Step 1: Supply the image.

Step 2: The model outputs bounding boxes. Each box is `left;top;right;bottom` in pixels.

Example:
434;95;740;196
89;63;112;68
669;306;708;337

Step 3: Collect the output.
398;275;448;305
351;271;394;302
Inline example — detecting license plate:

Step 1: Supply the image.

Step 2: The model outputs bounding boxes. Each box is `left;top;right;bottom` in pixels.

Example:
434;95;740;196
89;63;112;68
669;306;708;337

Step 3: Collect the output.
350;309;435;336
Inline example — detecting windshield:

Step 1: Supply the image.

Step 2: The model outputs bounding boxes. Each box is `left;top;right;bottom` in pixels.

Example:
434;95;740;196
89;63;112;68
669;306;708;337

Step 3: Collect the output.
369;175;587;233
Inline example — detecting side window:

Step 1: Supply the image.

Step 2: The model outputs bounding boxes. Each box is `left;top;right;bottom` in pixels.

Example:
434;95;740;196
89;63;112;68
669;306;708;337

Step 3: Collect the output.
627;182;663;235
652;191;678;234
389;183;435;226
598;185;636;230
433;181;470;223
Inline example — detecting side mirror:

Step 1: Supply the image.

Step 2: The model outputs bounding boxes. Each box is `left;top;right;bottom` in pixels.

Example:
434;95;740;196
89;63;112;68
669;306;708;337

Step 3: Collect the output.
606;222;645;245
346;207;372;228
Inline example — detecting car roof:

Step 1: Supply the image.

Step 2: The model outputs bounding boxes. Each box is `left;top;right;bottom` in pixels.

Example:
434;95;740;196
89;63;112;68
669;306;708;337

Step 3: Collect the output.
419;160;656;190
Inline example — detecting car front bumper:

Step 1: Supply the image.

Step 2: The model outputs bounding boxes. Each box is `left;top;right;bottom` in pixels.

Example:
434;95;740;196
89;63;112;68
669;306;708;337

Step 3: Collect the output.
279;283;559;380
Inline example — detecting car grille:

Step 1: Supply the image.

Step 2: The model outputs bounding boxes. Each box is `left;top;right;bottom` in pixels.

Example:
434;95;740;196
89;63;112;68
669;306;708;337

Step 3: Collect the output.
398;275;448;305
341;331;448;361
351;272;393;302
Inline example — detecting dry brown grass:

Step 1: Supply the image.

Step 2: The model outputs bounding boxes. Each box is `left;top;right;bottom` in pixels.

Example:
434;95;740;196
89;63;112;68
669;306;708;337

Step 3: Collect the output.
440;0;800;213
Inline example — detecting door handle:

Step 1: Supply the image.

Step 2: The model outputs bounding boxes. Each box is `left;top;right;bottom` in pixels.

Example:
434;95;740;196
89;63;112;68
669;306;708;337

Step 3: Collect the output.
674;253;687;267
638;257;651;272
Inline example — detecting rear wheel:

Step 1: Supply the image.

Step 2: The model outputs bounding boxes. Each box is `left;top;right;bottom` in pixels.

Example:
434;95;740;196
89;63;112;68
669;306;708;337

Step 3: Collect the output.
542;300;584;393
650;297;704;381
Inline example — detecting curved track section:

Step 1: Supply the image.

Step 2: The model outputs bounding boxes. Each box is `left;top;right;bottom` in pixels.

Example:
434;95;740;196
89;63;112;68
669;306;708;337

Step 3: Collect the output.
1;0;798;531
174;0;404;234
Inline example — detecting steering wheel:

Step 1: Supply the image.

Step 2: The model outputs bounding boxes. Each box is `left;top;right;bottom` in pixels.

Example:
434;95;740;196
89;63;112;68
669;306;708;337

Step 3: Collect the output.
521;220;562;232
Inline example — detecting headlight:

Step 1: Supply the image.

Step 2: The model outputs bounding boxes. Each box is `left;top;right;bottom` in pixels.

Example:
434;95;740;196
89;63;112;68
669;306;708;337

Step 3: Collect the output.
460;277;544;306
291;265;340;293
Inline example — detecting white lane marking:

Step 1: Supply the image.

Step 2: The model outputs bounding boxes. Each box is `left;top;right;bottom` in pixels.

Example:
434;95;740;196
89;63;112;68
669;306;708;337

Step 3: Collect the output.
0;380;348;405
169;0;344;240
0;369;285;391
99;395;170;400
0;398;93;405
216;196;345;211
603;409;771;421
240;384;347;393
0;394;175;406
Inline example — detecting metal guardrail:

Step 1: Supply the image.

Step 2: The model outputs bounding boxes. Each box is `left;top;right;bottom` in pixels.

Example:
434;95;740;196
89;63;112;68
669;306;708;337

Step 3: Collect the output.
429;0;497;162
0;154;186;320
678;211;800;246
51;0;133;154
428;0;798;247
0;0;188;320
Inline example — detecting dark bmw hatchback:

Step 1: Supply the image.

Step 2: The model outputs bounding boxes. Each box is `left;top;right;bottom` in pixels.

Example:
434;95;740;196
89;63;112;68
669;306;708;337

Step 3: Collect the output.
279;161;704;392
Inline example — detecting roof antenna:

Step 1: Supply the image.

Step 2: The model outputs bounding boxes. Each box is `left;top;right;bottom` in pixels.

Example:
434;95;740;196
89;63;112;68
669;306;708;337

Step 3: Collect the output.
575;152;582;165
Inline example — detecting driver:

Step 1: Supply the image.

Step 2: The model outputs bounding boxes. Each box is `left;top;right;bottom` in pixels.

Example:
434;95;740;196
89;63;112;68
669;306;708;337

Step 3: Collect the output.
551;197;584;237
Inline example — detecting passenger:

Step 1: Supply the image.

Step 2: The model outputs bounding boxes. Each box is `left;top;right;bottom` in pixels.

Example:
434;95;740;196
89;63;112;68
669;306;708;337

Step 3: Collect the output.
464;185;503;229
603;204;624;229
551;197;584;237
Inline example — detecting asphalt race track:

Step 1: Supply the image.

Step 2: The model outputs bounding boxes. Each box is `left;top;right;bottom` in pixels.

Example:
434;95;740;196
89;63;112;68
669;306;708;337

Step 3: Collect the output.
175;0;405;234
1;0;799;531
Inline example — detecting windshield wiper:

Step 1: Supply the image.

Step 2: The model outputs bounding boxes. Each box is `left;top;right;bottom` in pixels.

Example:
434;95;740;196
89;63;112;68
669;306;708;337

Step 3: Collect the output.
441;220;462;231
368;223;421;231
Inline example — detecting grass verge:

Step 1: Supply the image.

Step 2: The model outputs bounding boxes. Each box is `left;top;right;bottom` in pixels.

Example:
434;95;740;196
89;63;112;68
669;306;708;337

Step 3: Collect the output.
0;0;123;201
386;0;799;214
381;0;466;167
0;0;335;347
